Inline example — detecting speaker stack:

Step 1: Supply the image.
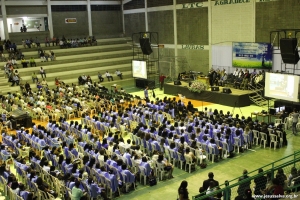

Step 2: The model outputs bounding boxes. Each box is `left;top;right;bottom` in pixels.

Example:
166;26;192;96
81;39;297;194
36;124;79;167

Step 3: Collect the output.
280;38;300;64
139;38;153;55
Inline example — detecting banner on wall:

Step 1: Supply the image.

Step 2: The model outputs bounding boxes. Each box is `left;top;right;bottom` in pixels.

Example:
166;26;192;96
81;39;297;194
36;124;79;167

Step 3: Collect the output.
232;42;272;69
65;18;77;23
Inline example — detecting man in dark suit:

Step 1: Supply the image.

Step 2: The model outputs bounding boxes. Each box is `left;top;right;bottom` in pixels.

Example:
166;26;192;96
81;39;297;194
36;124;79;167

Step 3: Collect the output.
254;168;267;195
202;172;219;191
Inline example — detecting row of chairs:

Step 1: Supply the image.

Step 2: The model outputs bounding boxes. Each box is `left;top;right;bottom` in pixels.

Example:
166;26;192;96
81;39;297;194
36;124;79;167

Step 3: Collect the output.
252;130;284;149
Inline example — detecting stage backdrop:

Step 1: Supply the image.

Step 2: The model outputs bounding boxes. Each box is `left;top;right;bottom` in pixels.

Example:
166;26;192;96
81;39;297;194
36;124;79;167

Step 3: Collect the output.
232;42;272;69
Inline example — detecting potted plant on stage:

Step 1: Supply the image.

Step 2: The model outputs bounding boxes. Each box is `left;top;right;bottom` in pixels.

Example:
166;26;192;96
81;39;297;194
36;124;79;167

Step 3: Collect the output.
188;80;208;93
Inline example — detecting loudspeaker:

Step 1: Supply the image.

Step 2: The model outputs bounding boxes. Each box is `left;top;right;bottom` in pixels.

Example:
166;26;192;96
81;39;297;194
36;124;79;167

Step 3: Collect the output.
135;79;155;88
280;38;300;64
211;86;219;91
140;38;153;55
269;108;276;115
223;88;232;93
174;80;182;85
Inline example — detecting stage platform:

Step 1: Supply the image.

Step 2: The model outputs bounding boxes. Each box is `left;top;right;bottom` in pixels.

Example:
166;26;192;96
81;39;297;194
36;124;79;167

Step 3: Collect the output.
164;82;255;107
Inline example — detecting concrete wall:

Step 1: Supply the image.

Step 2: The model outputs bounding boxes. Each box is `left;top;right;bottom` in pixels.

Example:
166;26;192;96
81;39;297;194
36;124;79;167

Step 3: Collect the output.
256;0;300;45
52;11;89;38
177;7;208;45
9;31;50;45
91;11;122;38
148;11;174;44
124;13;146;37
212;1;254;44
178;49;209;73
6;6;47;15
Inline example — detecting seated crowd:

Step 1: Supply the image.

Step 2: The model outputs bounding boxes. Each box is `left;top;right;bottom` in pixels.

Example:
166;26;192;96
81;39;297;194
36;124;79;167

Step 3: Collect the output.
208;68;265;90
0;80;291;200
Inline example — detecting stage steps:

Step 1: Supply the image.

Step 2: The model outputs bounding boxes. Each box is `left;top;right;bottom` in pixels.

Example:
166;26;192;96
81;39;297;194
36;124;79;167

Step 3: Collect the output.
248;84;269;107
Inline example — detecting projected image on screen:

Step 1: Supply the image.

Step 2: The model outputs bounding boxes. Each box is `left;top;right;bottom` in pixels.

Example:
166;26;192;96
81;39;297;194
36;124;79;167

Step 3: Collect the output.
132;60;147;79
232;42;272;69
265;73;299;102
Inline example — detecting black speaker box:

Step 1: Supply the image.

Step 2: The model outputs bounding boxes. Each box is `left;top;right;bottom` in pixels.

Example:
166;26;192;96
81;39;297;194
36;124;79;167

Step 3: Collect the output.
135;79;155;88
223;88;232;93
211;86;219;91
140;38;153;55
280;38;300;64
174;80;182;85
269;108;276;115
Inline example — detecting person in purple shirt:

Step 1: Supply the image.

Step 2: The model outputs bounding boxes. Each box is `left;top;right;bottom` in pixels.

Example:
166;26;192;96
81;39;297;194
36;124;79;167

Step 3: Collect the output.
109;155;118;168
139;157;152;176
121;164;136;184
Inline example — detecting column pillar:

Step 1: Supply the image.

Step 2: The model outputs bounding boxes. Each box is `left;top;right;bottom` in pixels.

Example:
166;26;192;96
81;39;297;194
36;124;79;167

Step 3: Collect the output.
1;0;9;39
145;0;148;31
208;0;212;70
173;0;178;73
87;0;92;36
252;0;256;42
121;0;125;35
47;0;54;38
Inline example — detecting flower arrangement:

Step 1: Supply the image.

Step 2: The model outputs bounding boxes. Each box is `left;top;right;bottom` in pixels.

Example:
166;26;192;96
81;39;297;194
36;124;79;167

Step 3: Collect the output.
188;80;208;93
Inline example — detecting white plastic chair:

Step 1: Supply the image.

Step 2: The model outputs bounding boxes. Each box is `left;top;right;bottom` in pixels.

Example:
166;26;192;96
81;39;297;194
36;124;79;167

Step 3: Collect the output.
252;130;260;145
221;141;229;158
156;162;168;181
195;149;206;164
269;134;278;149
184;155;196;173
138;166;147;185
274;119;282;127
207;146;216;163
259;132;267;148
276;130;284;148
234;137;241;154
176;152;185;169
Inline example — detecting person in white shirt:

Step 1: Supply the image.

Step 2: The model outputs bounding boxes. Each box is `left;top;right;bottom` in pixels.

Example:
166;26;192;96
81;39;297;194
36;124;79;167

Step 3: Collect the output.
42;161;51;173
33;105;43;114
65;105;73;112
123;139;132;149
233;68;239;77
108;142;114;153
115;69;123;79
105;71;113;81
81;74;87;82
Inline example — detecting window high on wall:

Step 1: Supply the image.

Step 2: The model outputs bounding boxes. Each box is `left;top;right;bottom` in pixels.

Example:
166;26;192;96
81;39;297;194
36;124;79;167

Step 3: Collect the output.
51;5;87;12
91;5;121;11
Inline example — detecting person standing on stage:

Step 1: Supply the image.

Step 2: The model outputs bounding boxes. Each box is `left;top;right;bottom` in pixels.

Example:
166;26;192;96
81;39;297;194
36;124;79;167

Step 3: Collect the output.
159;73;166;90
292;109;299;135
144;86;149;101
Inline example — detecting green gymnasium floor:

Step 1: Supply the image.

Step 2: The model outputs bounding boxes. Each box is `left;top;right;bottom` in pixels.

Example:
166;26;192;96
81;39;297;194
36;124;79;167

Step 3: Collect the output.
116;88;300;200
